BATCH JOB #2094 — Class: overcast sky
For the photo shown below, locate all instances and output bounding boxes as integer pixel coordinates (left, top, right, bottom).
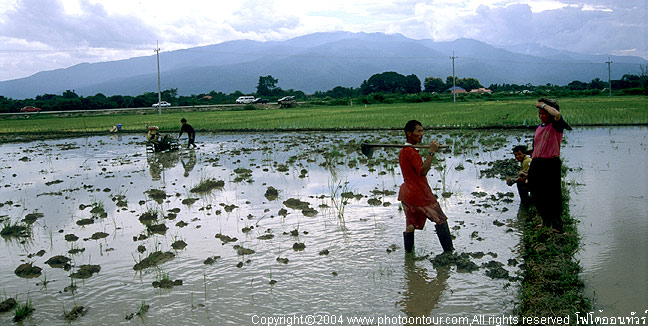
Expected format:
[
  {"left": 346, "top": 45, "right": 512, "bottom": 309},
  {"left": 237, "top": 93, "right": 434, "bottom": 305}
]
[{"left": 1, "top": 0, "right": 646, "bottom": 81}]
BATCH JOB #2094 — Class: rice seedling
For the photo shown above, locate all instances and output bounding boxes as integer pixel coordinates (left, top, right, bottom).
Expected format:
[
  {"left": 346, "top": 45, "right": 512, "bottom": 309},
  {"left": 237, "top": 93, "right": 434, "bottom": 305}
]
[
  {"left": 13, "top": 298, "right": 34, "bottom": 322},
  {"left": 1, "top": 220, "right": 30, "bottom": 238},
  {"left": 136, "top": 300, "right": 150, "bottom": 317}
]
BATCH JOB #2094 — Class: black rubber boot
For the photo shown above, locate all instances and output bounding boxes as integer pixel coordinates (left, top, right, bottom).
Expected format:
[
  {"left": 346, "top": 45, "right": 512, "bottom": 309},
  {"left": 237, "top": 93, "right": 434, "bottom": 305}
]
[
  {"left": 403, "top": 231, "right": 414, "bottom": 253},
  {"left": 435, "top": 223, "right": 454, "bottom": 252}
]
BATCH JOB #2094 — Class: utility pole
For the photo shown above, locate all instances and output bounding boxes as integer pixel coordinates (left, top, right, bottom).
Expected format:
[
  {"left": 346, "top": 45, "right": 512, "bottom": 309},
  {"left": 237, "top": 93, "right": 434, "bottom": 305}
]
[
  {"left": 155, "top": 41, "right": 162, "bottom": 115},
  {"left": 451, "top": 51, "right": 458, "bottom": 103},
  {"left": 605, "top": 57, "right": 613, "bottom": 97}
]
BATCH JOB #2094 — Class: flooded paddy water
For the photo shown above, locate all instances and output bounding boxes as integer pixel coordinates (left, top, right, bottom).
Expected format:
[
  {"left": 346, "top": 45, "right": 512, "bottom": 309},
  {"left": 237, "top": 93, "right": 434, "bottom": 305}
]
[{"left": 0, "top": 127, "right": 645, "bottom": 325}]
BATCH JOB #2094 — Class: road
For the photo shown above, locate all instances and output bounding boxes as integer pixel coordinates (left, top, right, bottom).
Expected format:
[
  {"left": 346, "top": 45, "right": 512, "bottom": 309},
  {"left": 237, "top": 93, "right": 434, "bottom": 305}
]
[{"left": 0, "top": 103, "right": 270, "bottom": 116}]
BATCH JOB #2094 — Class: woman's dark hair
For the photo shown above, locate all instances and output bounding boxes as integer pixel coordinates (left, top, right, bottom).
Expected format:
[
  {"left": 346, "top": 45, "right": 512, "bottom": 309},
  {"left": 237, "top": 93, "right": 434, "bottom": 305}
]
[
  {"left": 180, "top": 118, "right": 187, "bottom": 123},
  {"left": 538, "top": 97, "right": 560, "bottom": 111}
]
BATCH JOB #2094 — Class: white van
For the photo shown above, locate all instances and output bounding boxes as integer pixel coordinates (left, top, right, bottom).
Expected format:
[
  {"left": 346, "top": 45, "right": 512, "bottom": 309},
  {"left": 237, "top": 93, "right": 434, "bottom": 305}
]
[{"left": 236, "top": 96, "right": 256, "bottom": 104}]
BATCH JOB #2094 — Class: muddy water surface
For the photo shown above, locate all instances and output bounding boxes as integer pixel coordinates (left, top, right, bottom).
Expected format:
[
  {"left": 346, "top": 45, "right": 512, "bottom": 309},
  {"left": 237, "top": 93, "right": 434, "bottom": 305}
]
[
  {"left": 0, "top": 128, "right": 643, "bottom": 325},
  {"left": 563, "top": 127, "right": 648, "bottom": 318}
]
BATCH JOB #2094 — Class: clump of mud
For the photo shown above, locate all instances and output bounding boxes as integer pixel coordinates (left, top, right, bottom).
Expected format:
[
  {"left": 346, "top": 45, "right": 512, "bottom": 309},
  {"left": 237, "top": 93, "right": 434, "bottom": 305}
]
[
  {"left": 215, "top": 233, "right": 238, "bottom": 244},
  {"left": 292, "top": 242, "right": 306, "bottom": 251},
  {"left": 76, "top": 218, "right": 94, "bottom": 226},
  {"left": 257, "top": 233, "right": 274, "bottom": 240},
  {"left": 69, "top": 247, "right": 85, "bottom": 255},
  {"left": 90, "top": 232, "right": 109, "bottom": 240},
  {"left": 223, "top": 204, "right": 238, "bottom": 212},
  {"left": 181, "top": 198, "right": 199, "bottom": 206},
  {"left": 233, "top": 168, "right": 253, "bottom": 182},
  {"left": 65, "top": 234, "right": 79, "bottom": 242},
  {"left": 147, "top": 224, "right": 168, "bottom": 234},
  {"left": 23, "top": 212, "right": 44, "bottom": 224},
  {"left": 233, "top": 245, "right": 255, "bottom": 255},
  {"left": 145, "top": 189, "right": 168, "bottom": 204},
  {"left": 204, "top": 256, "right": 221, "bottom": 265},
  {"left": 64, "top": 305, "right": 88, "bottom": 321},
  {"left": 14, "top": 263, "right": 42, "bottom": 278},
  {"left": 45, "top": 255, "right": 71, "bottom": 269},
  {"left": 89, "top": 204, "right": 107, "bottom": 218},
  {"left": 301, "top": 207, "right": 318, "bottom": 217},
  {"left": 111, "top": 194, "right": 128, "bottom": 208},
  {"left": 283, "top": 198, "right": 310, "bottom": 210},
  {"left": 0, "top": 298, "right": 17, "bottom": 312},
  {"left": 367, "top": 198, "right": 382, "bottom": 206},
  {"left": 153, "top": 279, "right": 183, "bottom": 289},
  {"left": 70, "top": 264, "right": 101, "bottom": 279},
  {"left": 171, "top": 240, "right": 187, "bottom": 250},
  {"left": 482, "top": 260, "right": 513, "bottom": 280},
  {"left": 133, "top": 251, "right": 175, "bottom": 271},
  {"left": 480, "top": 159, "right": 519, "bottom": 179},
  {"left": 190, "top": 179, "right": 224, "bottom": 194},
  {"left": 139, "top": 210, "right": 158, "bottom": 224},
  {"left": 430, "top": 252, "right": 479, "bottom": 273},
  {"left": 264, "top": 186, "right": 279, "bottom": 201},
  {"left": 342, "top": 192, "right": 364, "bottom": 200}
]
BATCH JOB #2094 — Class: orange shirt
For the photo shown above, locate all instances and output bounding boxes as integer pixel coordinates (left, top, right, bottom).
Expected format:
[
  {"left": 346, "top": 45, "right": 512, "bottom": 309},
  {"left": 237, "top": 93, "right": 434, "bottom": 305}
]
[{"left": 398, "top": 146, "right": 437, "bottom": 207}]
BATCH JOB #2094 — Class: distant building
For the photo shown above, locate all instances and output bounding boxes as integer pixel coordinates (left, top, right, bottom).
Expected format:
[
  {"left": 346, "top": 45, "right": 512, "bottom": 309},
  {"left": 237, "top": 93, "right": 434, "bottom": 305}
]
[
  {"left": 201, "top": 95, "right": 213, "bottom": 100},
  {"left": 448, "top": 86, "right": 467, "bottom": 94},
  {"left": 469, "top": 88, "right": 493, "bottom": 93}
]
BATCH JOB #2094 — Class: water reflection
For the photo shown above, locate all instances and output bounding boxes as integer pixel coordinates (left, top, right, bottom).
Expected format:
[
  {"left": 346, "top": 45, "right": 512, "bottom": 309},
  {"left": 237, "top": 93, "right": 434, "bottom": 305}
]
[
  {"left": 181, "top": 150, "right": 197, "bottom": 177},
  {"left": 147, "top": 151, "right": 181, "bottom": 181},
  {"left": 398, "top": 256, "right": 449, "bottom": 324}
]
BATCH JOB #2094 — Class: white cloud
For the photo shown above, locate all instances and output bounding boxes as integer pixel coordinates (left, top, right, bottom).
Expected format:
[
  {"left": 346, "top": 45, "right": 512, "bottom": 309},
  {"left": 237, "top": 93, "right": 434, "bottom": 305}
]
[{"left": 0, "top": 0, "right": 646, "bottom": 81}]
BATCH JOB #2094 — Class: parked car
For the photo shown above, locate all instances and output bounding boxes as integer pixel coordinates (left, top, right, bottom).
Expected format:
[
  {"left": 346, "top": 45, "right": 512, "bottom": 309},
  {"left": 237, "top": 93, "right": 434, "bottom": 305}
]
[
  {"left": 20, "top": 106, "right": 41, "bottom": 112},
  {"left": 152, "top": 101, "right": 171, "bottom": 107},
  {"left": 252, "top": 98, "right": 268, "bottom": 104},
  {"left": 236, "top": 96, "right": 256, "bottom": 104}
]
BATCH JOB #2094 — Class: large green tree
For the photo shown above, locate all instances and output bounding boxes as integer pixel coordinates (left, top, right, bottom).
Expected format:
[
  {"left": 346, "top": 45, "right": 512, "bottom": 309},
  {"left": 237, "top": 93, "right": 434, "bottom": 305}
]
[
  {"left": 360, "top": 72, "right": 421, "bottom": 95},
  {"left": 256, "top": 75, "right": 281, "bottom": 96},
  {"left": 424, "top": 77, "right": 446, "bottom": 93}
]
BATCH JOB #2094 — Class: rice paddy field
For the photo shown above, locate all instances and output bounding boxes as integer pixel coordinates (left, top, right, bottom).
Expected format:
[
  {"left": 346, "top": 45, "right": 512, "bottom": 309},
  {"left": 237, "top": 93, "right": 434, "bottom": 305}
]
[
  {"left": 0, "top": 125, "right": 646, "bottom": 325},
  {"left": 0, "top": 96, "right": 646, "bottom": 136},
  {"left": 0, "top": 97, "right": 646, "bottom": 325}
]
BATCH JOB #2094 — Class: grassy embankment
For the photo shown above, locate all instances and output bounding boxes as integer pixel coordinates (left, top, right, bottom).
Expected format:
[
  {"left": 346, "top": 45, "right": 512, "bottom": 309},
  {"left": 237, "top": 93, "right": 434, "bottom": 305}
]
[
  {"left": 0, "top": 97, "right": 646, "bottom": 138},
  {"left": 516, "top": 168, "right": 591, "bottom": 320}
]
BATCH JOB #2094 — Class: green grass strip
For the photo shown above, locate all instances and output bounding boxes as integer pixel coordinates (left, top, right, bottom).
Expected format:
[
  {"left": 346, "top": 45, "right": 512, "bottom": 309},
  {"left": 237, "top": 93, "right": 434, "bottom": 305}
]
[
  {"left": 516, "top": 165, "right": 591, "bottom": 320},
  {"left": 1, "top": 97, "right": 646, "bottom": 137}
]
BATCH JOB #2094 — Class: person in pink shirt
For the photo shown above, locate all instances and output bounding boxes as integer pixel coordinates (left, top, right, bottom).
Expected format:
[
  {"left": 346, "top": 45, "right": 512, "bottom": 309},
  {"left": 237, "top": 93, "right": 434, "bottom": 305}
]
[
  {"left": 399, "top": 120, "right": 453, "bottom": 254},
  {"left": 527, "top": 98, "right": 572, "bottom": 233}
]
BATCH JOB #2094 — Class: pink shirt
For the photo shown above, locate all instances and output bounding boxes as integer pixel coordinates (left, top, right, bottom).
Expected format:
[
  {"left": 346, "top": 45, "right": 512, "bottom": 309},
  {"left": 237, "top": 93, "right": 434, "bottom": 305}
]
[
  {"left": 398, "top": 146, "right": 437, "bottom": 207},
  {"left": 532, "top": 120, "right": 565, "bottom": 159}
]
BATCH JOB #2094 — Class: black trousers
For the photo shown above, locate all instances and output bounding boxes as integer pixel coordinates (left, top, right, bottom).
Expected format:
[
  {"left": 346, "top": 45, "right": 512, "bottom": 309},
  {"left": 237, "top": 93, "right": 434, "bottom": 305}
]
[
  {"left": 516, "top": 180, "right": 531, "bottom": 207},
  {"left": 527, "top": 157, "right": 563, "bottom": 231}
]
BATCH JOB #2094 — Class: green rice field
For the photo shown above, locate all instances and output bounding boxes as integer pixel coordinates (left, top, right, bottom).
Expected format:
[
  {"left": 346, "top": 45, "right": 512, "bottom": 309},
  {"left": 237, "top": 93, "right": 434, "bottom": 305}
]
[{"left": 1, "top": 96, "right": 646, "bottom": 136}]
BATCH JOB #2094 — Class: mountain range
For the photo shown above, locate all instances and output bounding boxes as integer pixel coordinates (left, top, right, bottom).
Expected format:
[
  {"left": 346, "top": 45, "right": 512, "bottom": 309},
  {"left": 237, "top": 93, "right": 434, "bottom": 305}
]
[{"left": 1, "top": 31, "right": 646, "bottom": 99}]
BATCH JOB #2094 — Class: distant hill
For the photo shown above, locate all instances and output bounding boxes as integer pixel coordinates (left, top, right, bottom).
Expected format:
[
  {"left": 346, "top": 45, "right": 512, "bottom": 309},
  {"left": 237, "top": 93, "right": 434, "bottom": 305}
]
[{"left": 1, "top": 31, "right": 646, "bottom": 99}]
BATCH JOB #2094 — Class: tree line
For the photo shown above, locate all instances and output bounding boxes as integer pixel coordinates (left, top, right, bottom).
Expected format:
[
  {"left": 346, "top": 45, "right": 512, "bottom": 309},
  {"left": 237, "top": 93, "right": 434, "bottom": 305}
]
[{"left": 1, "top": 69, "right": 646, "bottom": 113}]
